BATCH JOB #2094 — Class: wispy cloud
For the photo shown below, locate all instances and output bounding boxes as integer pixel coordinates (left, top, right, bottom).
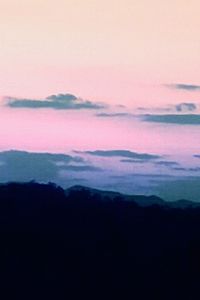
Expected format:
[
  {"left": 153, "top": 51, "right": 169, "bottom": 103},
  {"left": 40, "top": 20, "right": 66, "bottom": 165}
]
[
  {"left": 61, "top": 165, "right": 102, "bottom": 172},
  {"left": 6, "top": 93, "right": 106, "bottom": 110},
  {"left": 141, "top": 114, "right": 200, "bottom": 125},
  {"left": 76, "top": 150, "right": 161, "bottom": 160},
  {"left": 154, "top": 161, "right": 180, "bottom": 167},
  {"left": 172, "top": 167, "right": 200, "bottom": 172},
  {"left": 96, "top": 112, "right": 131, "bottom": 118},
  {"left": 120, "top": 158, "right": 181, "bottom": 168},
  {"left": 136, "top": 106, "right": 171, "bottom": 113},
  {"left": 95, "top": 102, "right": 198, "bottom": 121},
  {"left": 120, "top": 159, "right": 152, "bottom": 164},
  {"left": 166, "top": 83, "right": 200, "bottom": 91},
  {"left": 137, "top": 102, "right": 198, "bottom": 114}
]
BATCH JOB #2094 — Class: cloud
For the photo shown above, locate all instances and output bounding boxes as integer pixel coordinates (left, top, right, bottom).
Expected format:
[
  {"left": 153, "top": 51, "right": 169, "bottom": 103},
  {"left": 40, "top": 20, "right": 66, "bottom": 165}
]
[
  {"left": 175, "top": 103, "right": 197, "bottom": 112},
  {"left": 154, "top": 161, "right": 180, "bottom": 167},
  {"left": 120, "top": 159, "right": 186, "bottom": 170},
  {"left": 141, "top": 114, "right": 200, "bottom": 125},
  {"left": 60, "top": 165, "right": 102, "bottom": 172},
  {"left": 194, "top": 155, "right": 200, "bottom": 159},
  {"left": 96, "top": 102, "right": 198, "bottom": 120},
  {"left": 136, "top": 102, "right": 198, "bottom": 114},
  {"left": 6, "top": 93, "right": 106, "bottom": 110},
  {"left": 96, "top": 112, "right": 131, "bottom": 118},
  {"left": 120, "top": 159, "right": 152, "bottom": 164},
  {"left": 111, "top": 174, "right": 173, "bottom": 180},
  {"left": 0, "top": 150, "right": 101, "bottom": 184},
  {"left": 172, "top": 167, "right": 200, "bottom": 172},
  {"left": 167, "top": 83, "right": 200, "bottom": 91},
  {"left": 136, "top": 106, "right": 171, "bottom": 113},
  {"left": 77, "top": 150, "right": 161, "bottom": 160}
]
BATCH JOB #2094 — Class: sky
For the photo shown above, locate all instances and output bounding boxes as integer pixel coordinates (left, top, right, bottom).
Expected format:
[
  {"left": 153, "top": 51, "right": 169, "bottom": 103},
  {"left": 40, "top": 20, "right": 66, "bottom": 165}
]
[{"left": 0, "top": 0, "right": 200, "bottom": 201}]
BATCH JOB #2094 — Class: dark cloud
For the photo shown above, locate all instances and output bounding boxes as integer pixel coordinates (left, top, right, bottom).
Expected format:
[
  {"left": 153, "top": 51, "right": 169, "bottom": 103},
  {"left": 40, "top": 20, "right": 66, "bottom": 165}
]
[
  {"left": 154, "top": 161, "right": 180, "bottom": 167},
  {"left": 77, "top": 150, "right": 161, "bottom": 160},
  {"left": 0, "top": 150, "right": 100, "bottom": 184},
  {"left": 142, "top": 114, "right": 200, "bottom": 125},
  {"left": 172, "top": 167, "right": 200, "bottom": 172},
  {"left": 96, "top": 103, "right": 198, "bottom": 120},
  {"left": 60, "top": 165, "right": 102, "bottom": 172},
  {"left": 172, "top": 167, "right": 186, "bottom": 171},
  {"left": 96, "top": 112, "right": 131, "bottom": 118},
  {"left": 167, "top": 83, "right": 200, "bottom": 91},
  {"left": 137, "top": 102, "right": 197, "bottom": 114},
  {"left": 111, "top": 173, "right": 173, "bottom": 180},
  {"left": 121, "top": 159, "right": 180, "bottom": 167},
  {"left": 120, "top": 159, "right": 152, "bottom": 164},
  {"left": 175, "top": 103, "right": 197, "bottom": 112},
  {"left": 194, "top": 155, "right": 200, "bottom": 159},
  {"left": 6, "top": 93, "right": 106, "bottom": 110}
]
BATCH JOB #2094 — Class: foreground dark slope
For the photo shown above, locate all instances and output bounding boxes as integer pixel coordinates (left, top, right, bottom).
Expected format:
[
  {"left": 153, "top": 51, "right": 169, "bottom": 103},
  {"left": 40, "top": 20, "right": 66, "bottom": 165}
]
[{"left": 0, "top": 182, "right": 200, "bottom": 299}]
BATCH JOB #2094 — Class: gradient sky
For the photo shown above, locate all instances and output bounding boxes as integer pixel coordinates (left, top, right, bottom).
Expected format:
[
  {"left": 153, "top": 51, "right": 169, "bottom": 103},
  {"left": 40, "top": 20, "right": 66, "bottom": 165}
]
[
  {"left": 1, "top": 0, "right": 200, "bottom": 201},
  {"left": 1, "top": 0, "right": 200, "bottom": 100}
]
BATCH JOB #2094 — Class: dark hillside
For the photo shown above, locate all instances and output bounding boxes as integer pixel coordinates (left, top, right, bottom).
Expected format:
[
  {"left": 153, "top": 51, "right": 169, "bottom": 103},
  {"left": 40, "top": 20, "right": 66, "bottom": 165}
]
[{"left": 0, "top": 182, "right": 200, "bottom": 299}]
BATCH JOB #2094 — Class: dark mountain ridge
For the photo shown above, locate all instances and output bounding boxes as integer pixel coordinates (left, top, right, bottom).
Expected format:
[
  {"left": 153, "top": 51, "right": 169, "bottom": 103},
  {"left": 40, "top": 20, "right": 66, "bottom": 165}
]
[
  {"left": 0, "top": 182, "right": 200, "bottom": 299},
  {"left": 67, "top": 184, "right": 200, "bottom": 208}
]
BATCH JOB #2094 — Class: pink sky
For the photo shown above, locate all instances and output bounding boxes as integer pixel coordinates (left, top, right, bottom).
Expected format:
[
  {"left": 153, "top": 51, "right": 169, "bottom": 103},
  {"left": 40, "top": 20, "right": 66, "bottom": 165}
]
[
  {"left": 0, "top": 0, "right": 200, "bottom": 200},
  {"left": 0, "top": 0, "right": 200, "bottom": 151},
  {"left": 0, "top": 0, "right": 200, "bottom": 103}
]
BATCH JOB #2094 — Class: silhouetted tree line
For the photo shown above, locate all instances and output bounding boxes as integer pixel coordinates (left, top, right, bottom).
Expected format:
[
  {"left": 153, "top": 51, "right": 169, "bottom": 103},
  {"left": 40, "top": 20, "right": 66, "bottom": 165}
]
[{"left": 0, "top": 182, "right": 200, "bottom": 299}]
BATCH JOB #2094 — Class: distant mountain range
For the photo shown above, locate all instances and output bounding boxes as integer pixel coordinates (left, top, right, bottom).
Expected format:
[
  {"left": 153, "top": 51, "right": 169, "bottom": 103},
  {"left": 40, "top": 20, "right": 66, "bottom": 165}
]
[
  {"left": 67, "top": 184, "right": 200, "bottom": 208},
  {"left": 0, "top": 181, "right": 199, "bottom": 208}
]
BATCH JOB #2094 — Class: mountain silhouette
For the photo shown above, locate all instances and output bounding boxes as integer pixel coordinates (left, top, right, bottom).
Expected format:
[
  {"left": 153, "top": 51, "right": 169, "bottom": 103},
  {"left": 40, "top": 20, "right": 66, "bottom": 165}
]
[
  {"left": 0, "top": 182, "right": 199, "bottom": 299},
  {"left": 67, "top": 184, "right": 200, "bottom": 208}
]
